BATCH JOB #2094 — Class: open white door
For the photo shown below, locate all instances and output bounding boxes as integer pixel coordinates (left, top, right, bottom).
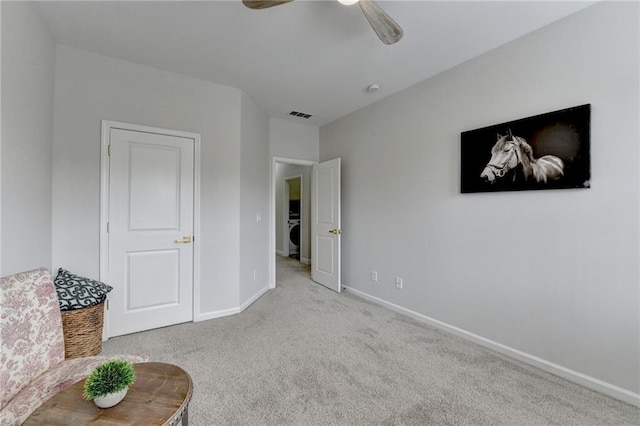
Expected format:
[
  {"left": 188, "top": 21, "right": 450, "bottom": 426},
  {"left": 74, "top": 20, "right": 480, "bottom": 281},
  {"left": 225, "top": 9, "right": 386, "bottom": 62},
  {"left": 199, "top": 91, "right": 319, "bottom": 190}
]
[
  {"left": 106, "top": 126, "right": 195, "bottom": 337},
  {"left": 311, "top": 158, "right": 341, "bottom": 292}
]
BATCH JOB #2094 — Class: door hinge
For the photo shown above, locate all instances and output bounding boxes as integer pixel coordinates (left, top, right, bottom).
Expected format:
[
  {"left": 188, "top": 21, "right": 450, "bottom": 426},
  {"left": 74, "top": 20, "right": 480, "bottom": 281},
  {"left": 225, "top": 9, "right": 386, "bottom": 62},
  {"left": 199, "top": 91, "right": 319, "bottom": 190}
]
[
  {"left": 107, "top": 144, "right": 111, "bottom": 156},
  {"left": 107, "top": 222, "right": 109, "bottom": 233},
  {"left": 106, "top": 299, "right": 110, "bottom": 310}
]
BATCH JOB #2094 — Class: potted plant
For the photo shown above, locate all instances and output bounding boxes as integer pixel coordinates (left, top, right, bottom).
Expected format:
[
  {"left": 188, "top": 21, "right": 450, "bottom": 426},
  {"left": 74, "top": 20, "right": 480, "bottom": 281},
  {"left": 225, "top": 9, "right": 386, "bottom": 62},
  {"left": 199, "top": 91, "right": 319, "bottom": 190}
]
[{"left": 83, "top": 359, "right": 136, "bottom": 408}]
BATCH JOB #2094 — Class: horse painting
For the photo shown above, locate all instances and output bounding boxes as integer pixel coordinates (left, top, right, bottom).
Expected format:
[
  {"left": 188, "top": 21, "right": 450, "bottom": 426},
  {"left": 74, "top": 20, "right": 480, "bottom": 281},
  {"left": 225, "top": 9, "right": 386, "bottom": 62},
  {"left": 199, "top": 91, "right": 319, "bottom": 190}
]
[{"left": 480, "top": 131, "right": 564, "bottom": 185}]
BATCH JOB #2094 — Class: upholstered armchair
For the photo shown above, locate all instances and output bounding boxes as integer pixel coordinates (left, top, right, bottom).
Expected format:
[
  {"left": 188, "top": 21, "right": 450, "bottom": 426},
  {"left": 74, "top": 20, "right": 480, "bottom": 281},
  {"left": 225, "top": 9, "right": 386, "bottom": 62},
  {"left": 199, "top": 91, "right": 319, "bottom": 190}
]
[{"left": 0, "top": 268, "right": 148, "bottom": 425}]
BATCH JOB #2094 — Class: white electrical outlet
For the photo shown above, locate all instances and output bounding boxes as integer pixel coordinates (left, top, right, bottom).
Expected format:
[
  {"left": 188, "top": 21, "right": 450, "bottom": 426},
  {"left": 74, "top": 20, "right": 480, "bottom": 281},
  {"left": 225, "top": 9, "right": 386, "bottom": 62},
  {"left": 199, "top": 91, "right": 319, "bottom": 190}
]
[
  {"left": 395, "top": 277, "right": 403, "bottom": 289},
  {"left": 371, "top": 271, "right": 378, "bottom": 282}
]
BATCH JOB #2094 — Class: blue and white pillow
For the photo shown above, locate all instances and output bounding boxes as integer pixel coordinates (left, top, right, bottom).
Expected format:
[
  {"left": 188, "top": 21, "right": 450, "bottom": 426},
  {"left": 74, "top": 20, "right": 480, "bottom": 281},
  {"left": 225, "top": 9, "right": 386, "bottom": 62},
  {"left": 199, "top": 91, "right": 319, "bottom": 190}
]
[{"left": 54, "top": 269, "right": 113, "bottom": 311}]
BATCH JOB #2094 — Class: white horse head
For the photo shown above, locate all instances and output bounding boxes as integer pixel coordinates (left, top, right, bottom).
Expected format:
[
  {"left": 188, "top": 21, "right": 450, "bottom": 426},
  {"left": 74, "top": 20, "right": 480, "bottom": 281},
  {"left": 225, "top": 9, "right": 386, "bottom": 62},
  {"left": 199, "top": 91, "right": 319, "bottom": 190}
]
[
  {"left": 480, "top": 133, "right": 521, "bottom": 183},
  {"left": 480, "top": 132, "right": 565, "bottom": 184}
]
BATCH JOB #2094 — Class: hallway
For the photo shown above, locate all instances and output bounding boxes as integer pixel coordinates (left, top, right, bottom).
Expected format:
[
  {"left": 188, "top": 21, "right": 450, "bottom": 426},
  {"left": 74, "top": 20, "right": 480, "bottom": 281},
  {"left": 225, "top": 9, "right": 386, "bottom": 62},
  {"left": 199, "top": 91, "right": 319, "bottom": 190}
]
[{"left": 275, "top": 254, "right": 311, "bottom": 285}]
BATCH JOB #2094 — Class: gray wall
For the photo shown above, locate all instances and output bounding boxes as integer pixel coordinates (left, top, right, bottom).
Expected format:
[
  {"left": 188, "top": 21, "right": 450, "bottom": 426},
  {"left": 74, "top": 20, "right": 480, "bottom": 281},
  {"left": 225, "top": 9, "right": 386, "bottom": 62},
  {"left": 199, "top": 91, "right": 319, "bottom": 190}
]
[
  {"left": 320, "top": 2, "right": 639, "bottom": 396},
  {"left": 240, "top": 92, "right": 270, "bottom": 305},
  {"left": 51, "top": 46, "right": 245, "bottom": 318},
  {"left": 1, "top": 2, "right": 55, "bottom": 275},
  {"left": 269, "top": 118, "right": 319, "bottom": 161}
]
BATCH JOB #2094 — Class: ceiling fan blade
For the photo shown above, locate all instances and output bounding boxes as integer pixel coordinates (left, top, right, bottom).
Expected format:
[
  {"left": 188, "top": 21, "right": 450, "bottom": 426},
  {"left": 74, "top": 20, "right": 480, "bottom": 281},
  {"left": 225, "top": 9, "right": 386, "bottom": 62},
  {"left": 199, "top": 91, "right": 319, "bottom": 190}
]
[
  {"left": 242, "top": 0, "right": 294, "bottom": 10},
  {"left": 358, "top": 0, "right": 403, "bottom": 45}
]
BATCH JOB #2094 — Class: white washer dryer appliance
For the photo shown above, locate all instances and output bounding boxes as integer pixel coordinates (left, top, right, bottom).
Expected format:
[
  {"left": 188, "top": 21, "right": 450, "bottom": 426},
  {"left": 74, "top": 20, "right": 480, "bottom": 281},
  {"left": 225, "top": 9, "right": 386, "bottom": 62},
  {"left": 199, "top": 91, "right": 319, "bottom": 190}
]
[{"left": 288, "top": 218, "right": 300, "bottom": 257}]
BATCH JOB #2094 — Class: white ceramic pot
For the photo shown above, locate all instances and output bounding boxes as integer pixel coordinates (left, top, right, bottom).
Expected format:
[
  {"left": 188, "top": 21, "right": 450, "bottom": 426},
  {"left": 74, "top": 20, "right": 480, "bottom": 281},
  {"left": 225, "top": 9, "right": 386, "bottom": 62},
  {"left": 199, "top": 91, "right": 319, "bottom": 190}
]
[{"left": 93, "top": 387, "right": 128, "bottom": 408}]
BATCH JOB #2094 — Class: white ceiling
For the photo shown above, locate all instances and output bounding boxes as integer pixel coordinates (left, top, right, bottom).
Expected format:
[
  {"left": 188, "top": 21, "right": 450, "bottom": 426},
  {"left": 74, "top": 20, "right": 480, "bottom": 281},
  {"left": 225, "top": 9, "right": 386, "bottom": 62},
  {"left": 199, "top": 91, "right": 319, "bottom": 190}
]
[{"left": 35, "top": 0, "right": 594, "bottom": 126}]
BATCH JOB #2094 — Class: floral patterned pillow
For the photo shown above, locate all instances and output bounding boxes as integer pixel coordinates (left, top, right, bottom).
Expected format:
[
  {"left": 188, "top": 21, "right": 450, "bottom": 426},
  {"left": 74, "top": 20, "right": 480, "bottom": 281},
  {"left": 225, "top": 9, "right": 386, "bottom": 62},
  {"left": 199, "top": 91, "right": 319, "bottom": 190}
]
[{"left": 54, "top": 269, "right": 113, "bottom": 311}]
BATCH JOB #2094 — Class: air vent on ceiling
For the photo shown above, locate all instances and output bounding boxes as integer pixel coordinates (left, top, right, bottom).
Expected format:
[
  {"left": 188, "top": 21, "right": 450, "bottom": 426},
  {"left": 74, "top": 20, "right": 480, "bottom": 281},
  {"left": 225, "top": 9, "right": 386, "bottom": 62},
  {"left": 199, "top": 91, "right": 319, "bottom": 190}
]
[{"left": 289, "top": 111, "right": 313, "bottom": 119}]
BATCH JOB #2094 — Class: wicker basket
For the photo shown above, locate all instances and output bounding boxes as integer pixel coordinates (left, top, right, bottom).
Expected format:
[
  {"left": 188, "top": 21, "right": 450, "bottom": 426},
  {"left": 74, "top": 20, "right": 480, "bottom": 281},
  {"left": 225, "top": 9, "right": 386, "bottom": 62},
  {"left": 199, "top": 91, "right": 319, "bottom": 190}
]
[{"left": 61, "top": 301, "right": 105, "bottom": 359}]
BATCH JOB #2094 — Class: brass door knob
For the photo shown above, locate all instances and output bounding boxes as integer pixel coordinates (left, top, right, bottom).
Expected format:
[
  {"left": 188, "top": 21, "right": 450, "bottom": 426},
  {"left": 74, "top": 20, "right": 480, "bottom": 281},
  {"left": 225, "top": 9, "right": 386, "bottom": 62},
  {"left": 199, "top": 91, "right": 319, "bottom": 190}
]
[
  {"left": 329, "top": 229, "right": 342, "bottom": 235},
  {"left": 175, "top": 236, "right": 192, "bottom": 243}
]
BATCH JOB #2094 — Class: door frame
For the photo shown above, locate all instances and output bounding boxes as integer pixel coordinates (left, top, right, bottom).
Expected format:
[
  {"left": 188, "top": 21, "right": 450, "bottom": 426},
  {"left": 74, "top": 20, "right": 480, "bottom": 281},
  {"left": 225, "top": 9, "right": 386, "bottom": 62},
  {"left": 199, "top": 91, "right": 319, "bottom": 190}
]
[
  {"left": 270, "top": 157, "right": 315, "bottom": 288},
  {"left": 99, "top": 120, "right": 201, "bottom": 339}
]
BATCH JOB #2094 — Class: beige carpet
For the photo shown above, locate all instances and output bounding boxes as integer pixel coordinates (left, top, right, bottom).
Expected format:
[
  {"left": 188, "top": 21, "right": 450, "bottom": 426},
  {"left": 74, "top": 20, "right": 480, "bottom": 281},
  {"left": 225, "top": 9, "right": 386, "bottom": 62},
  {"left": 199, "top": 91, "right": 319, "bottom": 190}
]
[{"left": 102, "top": 256, "right": 639, "bottom": 425}]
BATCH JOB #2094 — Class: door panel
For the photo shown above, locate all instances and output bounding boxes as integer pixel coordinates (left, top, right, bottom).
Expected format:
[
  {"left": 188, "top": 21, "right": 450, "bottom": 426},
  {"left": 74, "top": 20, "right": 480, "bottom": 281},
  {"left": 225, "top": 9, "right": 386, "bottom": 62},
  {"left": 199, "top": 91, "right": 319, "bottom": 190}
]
[
  {"left": 128, "top": 144, "right": 181, "bottom": 230},
  {"left": 126, "top": 249, "right": 180, "bottom": 310},
  {"left": 315, "top": 235, "right": 334, "bottom": 274},
  {"left": 316, "top": 168, "right": 335, "bottom": 223},
  {"left": 311, "top": 158, "right": 341, "bottom": 292},
  {"left": 108, "top": 128, "right": 194, "bottom": 337}
]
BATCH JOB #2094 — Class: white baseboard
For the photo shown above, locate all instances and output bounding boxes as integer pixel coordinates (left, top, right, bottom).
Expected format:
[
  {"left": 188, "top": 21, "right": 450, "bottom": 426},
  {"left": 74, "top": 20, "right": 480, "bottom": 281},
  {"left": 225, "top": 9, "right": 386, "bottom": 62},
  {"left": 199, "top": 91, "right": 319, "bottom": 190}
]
[
  {"left": 240, "top": 285, "right": 270, "bottom": 311},
  {"left": 195, "top": 285, "right": 271, "bottom": 322},
  {"left": 344, "top": 286, "right": 640, "bottom": 408},
  {"left": 195, "top": 307, "right": 240, "bottom": 322},
  {"left": 276, "top": 250, "right": 285, "bottom": 257}
]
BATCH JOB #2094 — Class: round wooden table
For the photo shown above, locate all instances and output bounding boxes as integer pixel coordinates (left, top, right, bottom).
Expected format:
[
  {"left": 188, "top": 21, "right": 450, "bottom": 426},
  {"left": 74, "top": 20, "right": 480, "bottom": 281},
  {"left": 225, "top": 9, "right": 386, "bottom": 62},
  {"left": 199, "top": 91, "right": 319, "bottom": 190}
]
[{"left": 24, "top": 362, "right": 193, "bottom": 426}]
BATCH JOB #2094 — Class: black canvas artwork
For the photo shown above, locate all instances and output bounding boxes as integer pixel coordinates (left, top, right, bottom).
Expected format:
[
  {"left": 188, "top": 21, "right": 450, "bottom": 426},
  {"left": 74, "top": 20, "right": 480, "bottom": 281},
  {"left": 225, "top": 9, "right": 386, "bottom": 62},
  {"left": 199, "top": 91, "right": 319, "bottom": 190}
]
[{"left": 461, "top": 104, "right": 591, "bottom": 193}]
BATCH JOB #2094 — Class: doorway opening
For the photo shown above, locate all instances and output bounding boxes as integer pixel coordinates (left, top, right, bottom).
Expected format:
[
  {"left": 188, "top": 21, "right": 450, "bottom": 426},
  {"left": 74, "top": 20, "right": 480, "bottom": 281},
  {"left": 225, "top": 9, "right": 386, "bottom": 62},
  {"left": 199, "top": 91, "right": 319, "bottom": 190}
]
[{"left": 270, "top": 157, "right": 314, "bottom": 288}]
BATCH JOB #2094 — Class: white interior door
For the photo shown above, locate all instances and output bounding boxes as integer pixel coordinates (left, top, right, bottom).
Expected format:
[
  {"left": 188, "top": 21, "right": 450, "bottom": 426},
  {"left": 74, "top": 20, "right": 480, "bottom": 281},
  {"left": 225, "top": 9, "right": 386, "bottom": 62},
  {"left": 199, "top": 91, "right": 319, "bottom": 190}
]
[
  {"left": 311, "top": 158, "right": 341, "bottom": 292},
  {"left": 107, "top": 128, "right": 194, "bottom": 337}
]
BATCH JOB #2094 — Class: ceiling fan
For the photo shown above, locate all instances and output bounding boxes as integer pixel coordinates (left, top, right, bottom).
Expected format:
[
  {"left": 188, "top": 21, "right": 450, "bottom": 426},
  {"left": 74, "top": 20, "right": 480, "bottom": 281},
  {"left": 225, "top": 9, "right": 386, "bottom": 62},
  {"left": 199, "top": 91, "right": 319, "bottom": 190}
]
[{"left": 242, "top": 0, "right": 403, "bottom": 45}]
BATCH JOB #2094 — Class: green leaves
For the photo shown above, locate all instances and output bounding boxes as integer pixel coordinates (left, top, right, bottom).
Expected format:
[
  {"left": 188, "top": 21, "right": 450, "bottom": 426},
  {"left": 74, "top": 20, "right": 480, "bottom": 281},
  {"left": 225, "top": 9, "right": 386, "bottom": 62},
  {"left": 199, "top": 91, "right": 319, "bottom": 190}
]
[{"left": 83, "top": 360, "right": 136, "bottom": 400}]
